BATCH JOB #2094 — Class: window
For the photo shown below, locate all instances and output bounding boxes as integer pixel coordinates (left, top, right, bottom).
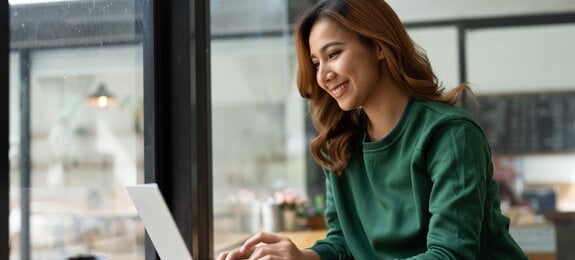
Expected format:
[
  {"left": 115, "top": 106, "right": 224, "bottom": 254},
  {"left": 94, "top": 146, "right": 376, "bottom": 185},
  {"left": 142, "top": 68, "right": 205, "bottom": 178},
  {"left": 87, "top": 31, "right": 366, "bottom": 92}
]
[
  {"left": 210, "top": 0, "right": 310, "bottom": 255},
  {"left": 8, "top": 1, "right": 144, "bottom": 258},
  {"left": 467, "top": 23, "right": 575, "bottom": 211},
  {"left": 407, "top": 26, "right": 460, "bottom": 89}
]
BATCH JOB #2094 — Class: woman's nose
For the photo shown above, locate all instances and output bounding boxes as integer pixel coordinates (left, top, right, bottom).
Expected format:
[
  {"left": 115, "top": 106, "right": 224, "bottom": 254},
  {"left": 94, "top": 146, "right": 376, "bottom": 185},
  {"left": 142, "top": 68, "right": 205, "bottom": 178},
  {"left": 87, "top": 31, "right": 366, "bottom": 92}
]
[
  {"left": 325, "top": 71, "right": 336, "bottom": 82},
  {"left": 318, "top": 65, "right": 336, "bottom": 85}
]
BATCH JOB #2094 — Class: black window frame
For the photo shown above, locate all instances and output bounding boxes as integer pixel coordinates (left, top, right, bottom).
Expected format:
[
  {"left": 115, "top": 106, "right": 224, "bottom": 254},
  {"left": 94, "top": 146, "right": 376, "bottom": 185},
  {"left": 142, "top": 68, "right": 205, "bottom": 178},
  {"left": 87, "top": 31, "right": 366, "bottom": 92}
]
[{"left": 142, "top": 0, "right": 213, "bottom": 259}]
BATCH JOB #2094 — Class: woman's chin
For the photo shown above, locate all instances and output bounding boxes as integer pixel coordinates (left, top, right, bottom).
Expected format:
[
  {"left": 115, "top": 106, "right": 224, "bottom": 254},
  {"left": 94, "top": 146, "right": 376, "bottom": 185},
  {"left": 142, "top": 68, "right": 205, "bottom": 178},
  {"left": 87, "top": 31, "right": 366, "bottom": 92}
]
[{"left": 336, "top": 102, "right": 356, "bottom": 112}]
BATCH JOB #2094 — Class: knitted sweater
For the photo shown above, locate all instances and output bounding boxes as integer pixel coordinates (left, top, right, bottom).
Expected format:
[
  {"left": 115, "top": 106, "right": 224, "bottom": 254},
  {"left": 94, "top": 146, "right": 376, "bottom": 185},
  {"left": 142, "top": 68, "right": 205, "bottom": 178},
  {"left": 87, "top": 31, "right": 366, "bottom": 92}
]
[{"left": 310, "top": 100, "right": 527, "bottom": 259}]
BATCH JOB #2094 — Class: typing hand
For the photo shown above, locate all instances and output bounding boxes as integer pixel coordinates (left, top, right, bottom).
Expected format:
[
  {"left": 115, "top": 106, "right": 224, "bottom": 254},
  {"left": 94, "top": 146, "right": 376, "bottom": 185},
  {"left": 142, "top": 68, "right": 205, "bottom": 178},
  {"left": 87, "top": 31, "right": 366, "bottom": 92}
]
[{"left": 217, "top": 232, "right": 318, "bottom": 260}]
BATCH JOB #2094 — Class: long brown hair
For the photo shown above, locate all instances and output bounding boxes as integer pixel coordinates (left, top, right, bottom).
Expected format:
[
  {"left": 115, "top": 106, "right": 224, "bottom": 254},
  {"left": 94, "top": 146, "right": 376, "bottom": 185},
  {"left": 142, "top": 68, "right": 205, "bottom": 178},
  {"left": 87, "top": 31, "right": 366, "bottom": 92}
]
[{"left": 295, "top": 0, "right": 471, "bottom": 175}]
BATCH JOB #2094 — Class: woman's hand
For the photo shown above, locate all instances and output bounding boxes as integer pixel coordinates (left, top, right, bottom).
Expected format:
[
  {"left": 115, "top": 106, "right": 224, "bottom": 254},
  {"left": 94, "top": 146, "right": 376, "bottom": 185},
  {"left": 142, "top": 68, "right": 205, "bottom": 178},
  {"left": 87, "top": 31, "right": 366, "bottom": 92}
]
[{"left": 217, "top": 232, "right": 320, "bottom": 260}]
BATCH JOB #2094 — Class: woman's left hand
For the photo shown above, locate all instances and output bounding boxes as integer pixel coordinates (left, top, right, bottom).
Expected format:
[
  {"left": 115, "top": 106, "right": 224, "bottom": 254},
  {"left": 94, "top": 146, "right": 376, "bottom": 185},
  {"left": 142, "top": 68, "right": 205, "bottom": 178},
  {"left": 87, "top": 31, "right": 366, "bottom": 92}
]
[{"left": 217, "top": 232, "right": 305, "bottom": 260}]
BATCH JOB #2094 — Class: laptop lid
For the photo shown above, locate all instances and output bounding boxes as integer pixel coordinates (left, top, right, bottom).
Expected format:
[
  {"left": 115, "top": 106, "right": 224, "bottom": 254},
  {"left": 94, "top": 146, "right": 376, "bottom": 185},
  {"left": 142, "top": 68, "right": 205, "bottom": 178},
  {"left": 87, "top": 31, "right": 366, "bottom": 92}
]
[{"left": 126, "top": 183, "right": 193, "bottom": 260}]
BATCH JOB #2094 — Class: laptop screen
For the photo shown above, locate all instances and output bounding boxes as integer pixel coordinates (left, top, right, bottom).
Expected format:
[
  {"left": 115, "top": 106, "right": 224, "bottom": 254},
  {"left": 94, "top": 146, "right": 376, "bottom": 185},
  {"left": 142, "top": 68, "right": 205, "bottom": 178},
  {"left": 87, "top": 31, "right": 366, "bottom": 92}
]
[{"left": 126, "top": 183, "right": 193, "bottom": 260}]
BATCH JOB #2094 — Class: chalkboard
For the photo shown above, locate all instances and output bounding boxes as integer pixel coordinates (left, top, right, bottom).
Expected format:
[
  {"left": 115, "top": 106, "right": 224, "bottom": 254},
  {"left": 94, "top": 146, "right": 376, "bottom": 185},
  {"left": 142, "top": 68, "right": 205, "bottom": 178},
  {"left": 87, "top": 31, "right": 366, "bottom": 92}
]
[{"left": 467, "top": 92, "right": 575, "bottom": 154}]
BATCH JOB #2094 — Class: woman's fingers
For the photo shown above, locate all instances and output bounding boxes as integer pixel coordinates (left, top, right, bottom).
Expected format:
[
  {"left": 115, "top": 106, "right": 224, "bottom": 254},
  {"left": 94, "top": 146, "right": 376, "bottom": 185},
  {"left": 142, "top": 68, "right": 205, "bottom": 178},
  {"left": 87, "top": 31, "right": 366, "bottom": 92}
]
[
  {"left": 216, "top": 251, "right": 229, "bottom": 260},
  {"left": 248, "top": 239, "right": 301, "bottom": 260},
  {"left": 248, "top": 244, "right": 284, "bottom": 260},
  {"left": 240, "top": 232, "right": 284, "bottom": 254},
  {"left": 218, "top": 232, "right": 301, "bottom": 260},
  {"left": 217, "top": 247, "right": 252, "bottom": 260}
]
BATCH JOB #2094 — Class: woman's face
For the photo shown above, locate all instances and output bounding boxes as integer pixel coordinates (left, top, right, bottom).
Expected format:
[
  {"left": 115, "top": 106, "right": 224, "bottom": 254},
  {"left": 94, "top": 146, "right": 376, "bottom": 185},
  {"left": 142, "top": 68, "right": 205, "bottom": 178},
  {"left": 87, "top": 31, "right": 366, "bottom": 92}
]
[{"left": 309, "top": 18, "right": 386, "bottom": 111}]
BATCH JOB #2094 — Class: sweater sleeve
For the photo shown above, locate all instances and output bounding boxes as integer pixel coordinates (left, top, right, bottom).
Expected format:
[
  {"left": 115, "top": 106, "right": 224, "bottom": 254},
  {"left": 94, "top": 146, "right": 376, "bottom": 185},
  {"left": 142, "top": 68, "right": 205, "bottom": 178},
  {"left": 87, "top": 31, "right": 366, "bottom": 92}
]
[
  {"left": 309, "top": 171, "right": 353, "bottom": 260},
  {"left": 407, "top": 119, "right": 490, "bottom": 260}
]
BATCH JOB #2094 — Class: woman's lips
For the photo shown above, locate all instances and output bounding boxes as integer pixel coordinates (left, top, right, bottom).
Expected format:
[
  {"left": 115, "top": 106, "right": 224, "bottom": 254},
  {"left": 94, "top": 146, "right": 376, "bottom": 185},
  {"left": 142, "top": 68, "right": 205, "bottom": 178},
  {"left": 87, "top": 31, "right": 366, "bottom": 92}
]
[{"left": 330, "top": 81, "right": 348, "bottom": 98}]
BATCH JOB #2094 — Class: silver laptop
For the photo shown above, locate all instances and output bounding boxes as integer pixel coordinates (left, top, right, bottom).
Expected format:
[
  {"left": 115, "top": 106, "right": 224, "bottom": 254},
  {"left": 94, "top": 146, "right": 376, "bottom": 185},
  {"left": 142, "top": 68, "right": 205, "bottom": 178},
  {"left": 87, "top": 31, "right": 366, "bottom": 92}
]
[{"left": 126, "top": 183, "right": 193, "bottom": 260}]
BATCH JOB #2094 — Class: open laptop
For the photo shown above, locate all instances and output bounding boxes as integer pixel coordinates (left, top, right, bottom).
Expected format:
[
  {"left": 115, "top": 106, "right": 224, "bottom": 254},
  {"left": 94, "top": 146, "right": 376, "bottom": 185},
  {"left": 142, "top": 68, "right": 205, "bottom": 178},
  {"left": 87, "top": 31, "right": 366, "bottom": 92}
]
[{"left": 126, "top": 183, "right": 193, "bottom": 260}]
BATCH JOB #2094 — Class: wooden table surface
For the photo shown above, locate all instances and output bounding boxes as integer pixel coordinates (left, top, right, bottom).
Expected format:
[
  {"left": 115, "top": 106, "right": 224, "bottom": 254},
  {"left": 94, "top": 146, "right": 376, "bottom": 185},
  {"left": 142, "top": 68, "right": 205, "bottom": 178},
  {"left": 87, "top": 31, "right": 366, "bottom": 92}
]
[{"left": 276, "top": 229, "right": 327, "bottom": 249}]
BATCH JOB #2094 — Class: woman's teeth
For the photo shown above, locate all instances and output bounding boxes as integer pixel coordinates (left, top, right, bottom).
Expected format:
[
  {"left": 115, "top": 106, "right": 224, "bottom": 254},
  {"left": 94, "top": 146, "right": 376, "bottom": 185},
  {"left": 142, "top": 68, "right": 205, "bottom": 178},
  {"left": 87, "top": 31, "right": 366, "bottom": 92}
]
[{"left": 332, "top": 83, "right": 346, "bottom": 95}]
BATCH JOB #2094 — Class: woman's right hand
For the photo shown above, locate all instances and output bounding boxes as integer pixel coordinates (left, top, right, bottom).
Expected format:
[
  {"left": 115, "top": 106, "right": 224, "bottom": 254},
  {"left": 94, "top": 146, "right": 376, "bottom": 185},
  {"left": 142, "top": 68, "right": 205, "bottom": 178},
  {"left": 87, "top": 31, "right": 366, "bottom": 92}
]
[{"left": 216, "top": 232, "right": 320, "bottom": 260}]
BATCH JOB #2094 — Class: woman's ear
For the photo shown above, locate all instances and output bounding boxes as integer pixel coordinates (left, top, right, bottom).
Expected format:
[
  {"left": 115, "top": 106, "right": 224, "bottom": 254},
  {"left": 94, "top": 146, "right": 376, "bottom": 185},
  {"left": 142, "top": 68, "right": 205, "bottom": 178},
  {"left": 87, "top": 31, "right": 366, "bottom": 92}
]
[{"left": 375, "top": 42, "right": 386, "bottom": 60}]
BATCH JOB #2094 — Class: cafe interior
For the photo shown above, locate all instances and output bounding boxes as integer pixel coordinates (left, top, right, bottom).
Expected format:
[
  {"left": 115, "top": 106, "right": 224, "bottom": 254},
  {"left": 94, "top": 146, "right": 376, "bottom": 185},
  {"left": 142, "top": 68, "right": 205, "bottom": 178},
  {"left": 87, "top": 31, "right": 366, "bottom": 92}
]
[{"left": 2, "top": 0, "right": 575, "bottom": 259}]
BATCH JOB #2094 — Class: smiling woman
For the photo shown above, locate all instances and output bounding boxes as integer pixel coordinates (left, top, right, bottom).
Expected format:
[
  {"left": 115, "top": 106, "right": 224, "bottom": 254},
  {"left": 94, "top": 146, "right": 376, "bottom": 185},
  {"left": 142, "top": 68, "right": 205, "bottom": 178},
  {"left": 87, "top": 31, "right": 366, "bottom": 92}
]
[{"left": 219, "top": 0, "right": 528, "bottom": 259}]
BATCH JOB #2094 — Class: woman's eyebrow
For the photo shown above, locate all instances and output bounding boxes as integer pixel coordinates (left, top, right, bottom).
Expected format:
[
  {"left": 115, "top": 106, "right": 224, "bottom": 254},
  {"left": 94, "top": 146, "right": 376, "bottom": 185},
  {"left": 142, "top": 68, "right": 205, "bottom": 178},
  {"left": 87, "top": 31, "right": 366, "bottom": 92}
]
[{"left": 310, "top": 41, "right": 344, "bottom": 58}]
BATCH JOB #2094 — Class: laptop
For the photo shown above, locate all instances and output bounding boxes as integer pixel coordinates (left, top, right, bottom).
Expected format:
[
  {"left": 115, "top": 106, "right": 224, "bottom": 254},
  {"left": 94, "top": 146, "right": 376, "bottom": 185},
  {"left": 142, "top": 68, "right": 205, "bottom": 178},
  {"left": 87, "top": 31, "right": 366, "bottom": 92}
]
[{"left": 126, "top": 183, "right": 193, "bottom": 260}]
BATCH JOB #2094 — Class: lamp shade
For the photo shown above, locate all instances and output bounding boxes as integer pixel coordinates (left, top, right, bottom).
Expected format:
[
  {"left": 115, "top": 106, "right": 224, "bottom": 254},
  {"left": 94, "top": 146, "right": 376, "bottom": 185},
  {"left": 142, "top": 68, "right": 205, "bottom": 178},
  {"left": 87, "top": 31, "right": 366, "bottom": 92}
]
[{"left": 87, "top": 84, "right": 116, "bottom": 108}]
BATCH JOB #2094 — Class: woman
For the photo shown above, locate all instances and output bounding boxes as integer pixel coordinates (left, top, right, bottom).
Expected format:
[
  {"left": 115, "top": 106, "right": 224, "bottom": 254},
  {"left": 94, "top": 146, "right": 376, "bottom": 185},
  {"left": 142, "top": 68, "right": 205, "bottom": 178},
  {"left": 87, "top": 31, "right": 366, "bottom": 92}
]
[{"left": 219, "top": 0, "right": 527, "bottom": 259}]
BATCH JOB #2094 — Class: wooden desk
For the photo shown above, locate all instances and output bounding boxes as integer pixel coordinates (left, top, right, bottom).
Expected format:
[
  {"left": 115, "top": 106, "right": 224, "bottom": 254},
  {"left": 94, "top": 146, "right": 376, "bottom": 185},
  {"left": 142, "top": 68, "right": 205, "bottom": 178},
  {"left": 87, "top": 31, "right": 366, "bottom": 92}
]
[
  {"left": 526, "top": 252, "right": 556, "bottom": 260},
  {"left": 276, "top": 230, "right": 327, "bottom": 249}
]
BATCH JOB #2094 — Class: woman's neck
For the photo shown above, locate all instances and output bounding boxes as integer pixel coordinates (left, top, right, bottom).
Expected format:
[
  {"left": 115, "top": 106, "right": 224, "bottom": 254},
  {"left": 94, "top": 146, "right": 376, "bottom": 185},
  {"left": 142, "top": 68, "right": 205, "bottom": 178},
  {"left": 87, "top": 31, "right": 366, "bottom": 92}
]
[{"left": 363, "top": 85, "right": 409, "bottom": 141}]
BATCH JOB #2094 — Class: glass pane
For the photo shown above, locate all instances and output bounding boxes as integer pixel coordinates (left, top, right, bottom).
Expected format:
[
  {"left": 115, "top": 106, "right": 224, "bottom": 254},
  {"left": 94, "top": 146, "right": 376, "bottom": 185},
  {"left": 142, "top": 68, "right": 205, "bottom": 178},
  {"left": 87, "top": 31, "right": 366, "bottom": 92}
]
[
  {"left": 9, "top": 1, "right": 145, "bottom": 259},
  {"left": 468, "top": 23, "right": 575, "bottom": 94},
  {"left": 211, "top": 0, "right": 311, "bottom": 255},
  {"left": 407, "top": 26, "right": 459, "bottom": 89},
  {"left": 466, "top": 23, "right": 575, "bottom": 256}
]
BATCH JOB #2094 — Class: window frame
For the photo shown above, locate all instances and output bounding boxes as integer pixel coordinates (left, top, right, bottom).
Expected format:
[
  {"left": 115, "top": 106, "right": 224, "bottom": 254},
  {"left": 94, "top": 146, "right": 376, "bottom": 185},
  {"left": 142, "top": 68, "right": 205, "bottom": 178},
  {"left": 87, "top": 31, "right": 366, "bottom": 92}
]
[
  {"left": 141, "top": 0, "right": 213, "bottom": 259},
  {"left": 404, "top": 12, "right": 575, "bottom": 87}
]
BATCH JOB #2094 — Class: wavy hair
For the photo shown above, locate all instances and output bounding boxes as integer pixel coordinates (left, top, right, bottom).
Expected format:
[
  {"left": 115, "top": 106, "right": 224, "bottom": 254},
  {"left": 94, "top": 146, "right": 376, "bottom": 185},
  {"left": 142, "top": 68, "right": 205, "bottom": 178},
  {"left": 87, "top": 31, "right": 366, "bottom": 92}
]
[{"left": 295, "top": 0, "right": 472, "bottom": 175}]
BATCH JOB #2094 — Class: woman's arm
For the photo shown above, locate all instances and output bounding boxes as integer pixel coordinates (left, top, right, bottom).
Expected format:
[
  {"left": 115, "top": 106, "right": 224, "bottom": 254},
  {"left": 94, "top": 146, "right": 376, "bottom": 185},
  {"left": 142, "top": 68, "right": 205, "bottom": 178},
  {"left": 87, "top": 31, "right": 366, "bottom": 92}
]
[
  {"left": 307, "top": 171, "right": 353, "bottom": 259},
  {"left": 408, "top": 119, "right": 489, "bottom": 259}
]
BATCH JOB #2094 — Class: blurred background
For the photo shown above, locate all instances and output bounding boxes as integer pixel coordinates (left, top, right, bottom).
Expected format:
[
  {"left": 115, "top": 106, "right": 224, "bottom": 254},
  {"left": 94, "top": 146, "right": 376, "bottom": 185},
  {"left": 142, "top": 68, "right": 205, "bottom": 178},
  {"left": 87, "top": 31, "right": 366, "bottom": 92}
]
[{"left": 6, "top": 0, "right": 575, "bottom": 259}]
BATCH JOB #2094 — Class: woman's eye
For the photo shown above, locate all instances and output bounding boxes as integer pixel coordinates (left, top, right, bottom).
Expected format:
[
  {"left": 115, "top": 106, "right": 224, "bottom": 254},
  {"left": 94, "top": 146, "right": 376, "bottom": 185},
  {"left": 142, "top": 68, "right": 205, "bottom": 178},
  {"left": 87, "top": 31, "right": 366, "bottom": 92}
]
[
  {"left": 328, "top": 50, "right": 341, "bottom": 59},
  {"left": 312, "top": 62, "right": 319, "bottom": 69}
]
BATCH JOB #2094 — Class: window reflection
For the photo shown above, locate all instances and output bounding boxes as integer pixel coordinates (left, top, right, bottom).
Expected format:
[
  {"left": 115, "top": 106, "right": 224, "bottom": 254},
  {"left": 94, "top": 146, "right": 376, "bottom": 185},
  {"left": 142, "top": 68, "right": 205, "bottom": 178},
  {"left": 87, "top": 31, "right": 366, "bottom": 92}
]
[
  {"left": 9, "top": 1, "right": 144, "bottom": 259},
  {"left": 210, "top": 0, "right": 309, "bottom": 254}
]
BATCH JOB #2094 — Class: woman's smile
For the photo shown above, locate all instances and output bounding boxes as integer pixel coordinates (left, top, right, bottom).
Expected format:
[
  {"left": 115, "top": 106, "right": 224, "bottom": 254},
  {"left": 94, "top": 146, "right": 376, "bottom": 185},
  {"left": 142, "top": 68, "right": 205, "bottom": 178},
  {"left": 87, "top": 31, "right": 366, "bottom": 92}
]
[{"left": 329, "top": 81, "right": 349, "bottom": 99}]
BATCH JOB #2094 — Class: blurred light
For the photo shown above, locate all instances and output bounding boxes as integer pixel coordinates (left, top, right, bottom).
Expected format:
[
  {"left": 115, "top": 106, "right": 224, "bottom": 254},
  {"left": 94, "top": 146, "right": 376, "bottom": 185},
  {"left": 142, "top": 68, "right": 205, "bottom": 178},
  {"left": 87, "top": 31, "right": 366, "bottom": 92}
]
[{"left": 87, "top": 84, "right": 116, "bottom": 108}]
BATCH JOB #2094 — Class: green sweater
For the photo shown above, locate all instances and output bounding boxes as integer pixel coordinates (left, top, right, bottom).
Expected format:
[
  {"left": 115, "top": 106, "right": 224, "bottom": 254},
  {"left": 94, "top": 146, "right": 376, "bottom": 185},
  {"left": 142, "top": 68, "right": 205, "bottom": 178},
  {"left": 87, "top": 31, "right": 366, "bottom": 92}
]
[{"left": 310, "top": 100, "right": 527, "bottom": 259}]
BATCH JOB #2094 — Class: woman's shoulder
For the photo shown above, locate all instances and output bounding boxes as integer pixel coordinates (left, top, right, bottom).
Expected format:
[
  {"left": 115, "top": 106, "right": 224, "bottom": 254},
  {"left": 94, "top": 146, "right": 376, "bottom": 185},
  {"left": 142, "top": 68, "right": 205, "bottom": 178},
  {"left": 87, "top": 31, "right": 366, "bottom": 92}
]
[
  {"left": 408, "top": 100, "right": 485, "bottom": 135},
  {"left": 410, "top": 100, "right": 477, "bottom": 124}
]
